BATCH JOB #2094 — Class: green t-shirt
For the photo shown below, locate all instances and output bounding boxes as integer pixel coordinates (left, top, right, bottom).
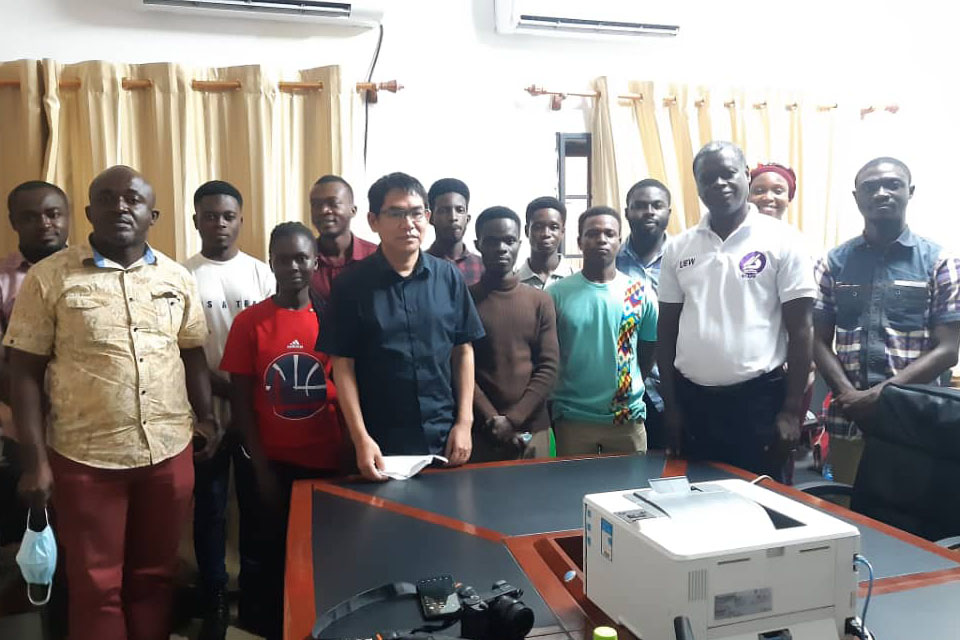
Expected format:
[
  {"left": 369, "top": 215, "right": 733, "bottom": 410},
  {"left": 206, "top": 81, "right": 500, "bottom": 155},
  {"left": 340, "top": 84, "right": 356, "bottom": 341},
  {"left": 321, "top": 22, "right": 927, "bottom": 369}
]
[{"left": 549, "top": 271, "right": 658, "bottom": 424}]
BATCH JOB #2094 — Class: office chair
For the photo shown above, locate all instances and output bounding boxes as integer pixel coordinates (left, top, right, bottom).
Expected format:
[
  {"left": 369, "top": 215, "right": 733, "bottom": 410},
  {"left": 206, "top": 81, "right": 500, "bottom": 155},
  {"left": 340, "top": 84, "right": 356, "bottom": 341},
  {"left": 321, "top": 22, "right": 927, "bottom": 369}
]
[{"left": 797, "top": 383, "right": 960, "bottom": 546}]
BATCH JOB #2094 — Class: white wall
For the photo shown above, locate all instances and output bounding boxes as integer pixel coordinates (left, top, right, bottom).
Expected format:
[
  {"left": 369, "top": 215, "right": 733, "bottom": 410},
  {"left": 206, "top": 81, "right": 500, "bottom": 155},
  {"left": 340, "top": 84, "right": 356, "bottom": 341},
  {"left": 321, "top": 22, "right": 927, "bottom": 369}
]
[{"left": 1, "top": 0, "right": 957, "bottom": 249}]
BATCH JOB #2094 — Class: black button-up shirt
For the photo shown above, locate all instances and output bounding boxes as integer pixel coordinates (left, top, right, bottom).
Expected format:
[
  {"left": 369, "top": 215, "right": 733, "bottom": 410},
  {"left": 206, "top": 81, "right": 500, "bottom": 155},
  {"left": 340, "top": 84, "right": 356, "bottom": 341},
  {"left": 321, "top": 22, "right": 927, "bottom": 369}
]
[{"left": 318, "top": 249, "right": 485, "bottom": 455}]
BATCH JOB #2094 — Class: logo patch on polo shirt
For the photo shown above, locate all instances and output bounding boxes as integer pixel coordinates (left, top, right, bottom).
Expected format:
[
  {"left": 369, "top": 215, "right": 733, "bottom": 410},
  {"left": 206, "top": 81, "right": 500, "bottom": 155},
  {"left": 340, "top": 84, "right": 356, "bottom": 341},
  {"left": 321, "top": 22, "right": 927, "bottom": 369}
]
[
  {"left": 678, "top": 257, "right": 696, "bottom": 269},
  {"left": 739, "top": 251, "right": 767, "bottom": 279}
]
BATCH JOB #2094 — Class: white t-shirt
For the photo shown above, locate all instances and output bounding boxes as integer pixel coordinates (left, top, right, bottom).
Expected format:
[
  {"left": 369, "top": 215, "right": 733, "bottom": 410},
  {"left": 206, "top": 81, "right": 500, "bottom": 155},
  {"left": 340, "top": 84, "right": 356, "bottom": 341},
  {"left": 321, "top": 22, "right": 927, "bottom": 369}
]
[
  {"left": 183, "top": 251, "right": 276, "bottom": 376},
  {"left": 658, "top": 206, "right": 816, "bottom": 386}
]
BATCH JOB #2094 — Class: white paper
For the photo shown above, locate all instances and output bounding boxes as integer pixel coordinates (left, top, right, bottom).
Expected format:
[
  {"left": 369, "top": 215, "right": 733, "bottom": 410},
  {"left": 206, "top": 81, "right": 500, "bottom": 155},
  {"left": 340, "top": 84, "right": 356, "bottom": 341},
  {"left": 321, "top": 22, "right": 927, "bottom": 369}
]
[{"left": 379, "top": 455, "right": 448, "bottom": 480}]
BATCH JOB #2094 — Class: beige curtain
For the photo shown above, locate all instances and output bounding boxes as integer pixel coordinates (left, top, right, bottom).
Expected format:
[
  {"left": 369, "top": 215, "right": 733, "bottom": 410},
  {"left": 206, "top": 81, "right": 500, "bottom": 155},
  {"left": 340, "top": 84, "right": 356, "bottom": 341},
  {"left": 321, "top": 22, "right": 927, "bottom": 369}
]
[
  {"left": 590, "top": 76, "right": 621, "bottom": 214},
  {"left": 592, "top": 78, "right": 900, "bottom": 254},
  {"left": 36, "top": 59, "right": 347, "bottom": 262},
  {"left": 0, "top": 60, "right": 46, "bottom": 256}
]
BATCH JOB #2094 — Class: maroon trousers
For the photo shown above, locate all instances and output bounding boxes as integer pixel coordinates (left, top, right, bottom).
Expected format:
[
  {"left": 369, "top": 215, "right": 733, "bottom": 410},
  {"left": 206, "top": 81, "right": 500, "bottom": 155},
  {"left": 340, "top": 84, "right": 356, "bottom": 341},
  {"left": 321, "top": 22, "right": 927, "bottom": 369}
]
[{"left": 50, "top": 447, "right": 194, "bottom": 640}]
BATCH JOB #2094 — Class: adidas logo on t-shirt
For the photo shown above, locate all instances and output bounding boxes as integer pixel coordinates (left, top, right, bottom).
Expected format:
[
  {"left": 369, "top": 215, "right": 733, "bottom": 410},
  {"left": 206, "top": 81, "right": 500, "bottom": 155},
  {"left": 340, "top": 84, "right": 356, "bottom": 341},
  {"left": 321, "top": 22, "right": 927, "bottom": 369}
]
[{"left": 286, "top": 339, "right": 303, "bottom": 349}]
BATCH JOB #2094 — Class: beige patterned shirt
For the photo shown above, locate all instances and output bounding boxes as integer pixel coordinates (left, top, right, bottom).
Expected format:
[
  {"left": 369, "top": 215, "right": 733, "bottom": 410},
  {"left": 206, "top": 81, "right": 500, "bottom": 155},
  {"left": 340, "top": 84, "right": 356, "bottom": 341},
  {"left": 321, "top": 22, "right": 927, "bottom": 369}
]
[{"left": 2, "top": 244, "right": 208, "bottom": 469}]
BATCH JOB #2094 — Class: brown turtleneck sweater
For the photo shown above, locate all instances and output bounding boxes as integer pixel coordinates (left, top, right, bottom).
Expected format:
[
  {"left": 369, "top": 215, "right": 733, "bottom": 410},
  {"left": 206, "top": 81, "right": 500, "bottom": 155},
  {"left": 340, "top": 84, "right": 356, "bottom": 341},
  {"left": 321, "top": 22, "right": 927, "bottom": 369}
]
[{"left": 468, "top": 276, "right": 559, "bottom": 433}]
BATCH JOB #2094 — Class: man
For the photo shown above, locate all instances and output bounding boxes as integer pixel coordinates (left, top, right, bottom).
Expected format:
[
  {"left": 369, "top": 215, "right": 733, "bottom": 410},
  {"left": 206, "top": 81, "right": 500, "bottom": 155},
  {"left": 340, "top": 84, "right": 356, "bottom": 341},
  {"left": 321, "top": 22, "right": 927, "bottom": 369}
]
[
  {"left": 549, "top": 206, "right": 657, "bottom": 455},
  {"left": 516, "top": 196, "right": 574, "bottom": 289},
  {"left": 658, "top": 141, "right": 815, "bottom": 482},
  {"left": 469, "top": 206, "right": 559, "bottom": 461},
  {"left": 813, "top": 157, "right": 960, "bottom": 484},
  {"left": 184, "top": 180, "right": 275, "bottom": 639},
  {"left": 616, "top": 179, "right": 672, "bottom": 448},
  {"left": 1, "top": 181, "right": 70, "bottom": 547},
  {"left": 426, "top": 178, "right": 484, "bottom": 285},
  {"left": 309, "top": 174, "right": 378, "bottom": 304},
  {"left": 617, "top": 179, "right": 671, "bottom": 288},
  {"left": 5, "top": 166, "right": 222, "bottom": 640},
  {"left": 319, "top": 172, "right": 485, "bottom": 481}
]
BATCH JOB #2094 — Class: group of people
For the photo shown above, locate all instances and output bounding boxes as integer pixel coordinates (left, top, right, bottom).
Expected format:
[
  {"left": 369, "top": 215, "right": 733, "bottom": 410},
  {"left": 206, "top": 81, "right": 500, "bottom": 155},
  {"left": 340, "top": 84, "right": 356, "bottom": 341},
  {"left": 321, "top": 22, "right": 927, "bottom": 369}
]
[{"left": 0, "top": 139, "right": 958, "bottom": 640}]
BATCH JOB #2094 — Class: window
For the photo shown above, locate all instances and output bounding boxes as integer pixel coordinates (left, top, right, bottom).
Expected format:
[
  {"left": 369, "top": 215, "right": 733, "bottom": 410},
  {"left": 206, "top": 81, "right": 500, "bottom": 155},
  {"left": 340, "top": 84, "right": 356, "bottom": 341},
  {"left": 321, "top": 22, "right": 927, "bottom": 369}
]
[{"left": 557, "top": 133, "right": 592, "bottom": 257}]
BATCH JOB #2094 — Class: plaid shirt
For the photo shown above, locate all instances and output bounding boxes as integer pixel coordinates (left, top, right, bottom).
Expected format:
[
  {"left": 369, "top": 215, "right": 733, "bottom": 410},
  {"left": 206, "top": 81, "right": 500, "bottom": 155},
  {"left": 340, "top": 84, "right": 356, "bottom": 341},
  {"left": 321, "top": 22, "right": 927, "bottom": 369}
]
[
  {"left": 814, "top": 227, "right": 960, "bottom": 438},
  {"left": 427, "top": 245, "right": 484, "bottom": 286}
]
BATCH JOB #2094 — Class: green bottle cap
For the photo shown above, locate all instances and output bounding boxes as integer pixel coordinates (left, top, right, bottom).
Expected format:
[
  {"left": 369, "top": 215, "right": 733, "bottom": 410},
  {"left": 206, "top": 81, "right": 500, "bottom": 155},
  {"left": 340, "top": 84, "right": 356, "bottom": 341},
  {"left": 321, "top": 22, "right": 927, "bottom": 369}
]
[{"left": 593, "top": 626, "right": 618, "bottom": 640}]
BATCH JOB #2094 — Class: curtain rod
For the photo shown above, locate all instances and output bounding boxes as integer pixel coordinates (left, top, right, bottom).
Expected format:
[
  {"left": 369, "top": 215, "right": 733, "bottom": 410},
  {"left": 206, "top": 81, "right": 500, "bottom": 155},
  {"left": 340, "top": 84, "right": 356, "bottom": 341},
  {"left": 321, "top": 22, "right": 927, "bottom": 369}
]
[
  {"left": 523, "top": 85, "right": 896, "bottom": 115},
  {"left": 0, "top": 77, "right": 406, "bottom": 95}
]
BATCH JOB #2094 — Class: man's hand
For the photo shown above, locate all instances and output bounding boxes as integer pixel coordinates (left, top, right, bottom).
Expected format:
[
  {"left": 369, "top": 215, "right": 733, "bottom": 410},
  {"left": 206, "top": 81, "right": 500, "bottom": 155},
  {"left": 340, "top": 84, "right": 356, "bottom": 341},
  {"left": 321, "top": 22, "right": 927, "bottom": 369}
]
[
  {"left": 444, "top": 422, "right": 472, "bottom": 467},
  {"left": 487, "top": 416, "right": 525, "bottom": 456},
  {"left": 193, "top": 418, "right": 223, "bottom": 462},
  {"left": 664, "top": 407, "right": 685, "bottom": 457},
  {"left": 835, "top": 385, "right": 883, "bottom": 425},
  {"left": 774, "top": 410, "right": 802, "bottom": 452},
  {"left": 18, "top": 460, "right": 53, "bottom": 511},
  {"left": 487, "top": 416, "right": 515, "bottom": 446},
  {"left": 355, "top": 435, "right": 387, "bottom": 482}
]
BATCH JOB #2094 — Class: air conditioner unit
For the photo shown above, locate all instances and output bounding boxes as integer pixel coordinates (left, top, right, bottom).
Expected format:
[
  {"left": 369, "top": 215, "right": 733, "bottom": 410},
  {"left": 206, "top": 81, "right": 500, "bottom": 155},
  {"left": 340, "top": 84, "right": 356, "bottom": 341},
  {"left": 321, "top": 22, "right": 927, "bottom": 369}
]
[
  {"left": 138, "top": 0, "right": 384, "bottom": 27},
  {"left": 494, "top": 0, "right": 679, "bottom": 39}
]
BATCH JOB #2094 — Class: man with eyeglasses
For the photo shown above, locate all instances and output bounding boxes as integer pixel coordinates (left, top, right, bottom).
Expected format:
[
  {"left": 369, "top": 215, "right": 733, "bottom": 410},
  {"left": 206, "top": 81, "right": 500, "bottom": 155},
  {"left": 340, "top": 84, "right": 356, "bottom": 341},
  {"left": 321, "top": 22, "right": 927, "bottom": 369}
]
[
  {"left": 309, "top": 174, "right": 378, "bottom": 305},
  {"left": 318, "top": 172, "right": 485, "bottom": 481}
]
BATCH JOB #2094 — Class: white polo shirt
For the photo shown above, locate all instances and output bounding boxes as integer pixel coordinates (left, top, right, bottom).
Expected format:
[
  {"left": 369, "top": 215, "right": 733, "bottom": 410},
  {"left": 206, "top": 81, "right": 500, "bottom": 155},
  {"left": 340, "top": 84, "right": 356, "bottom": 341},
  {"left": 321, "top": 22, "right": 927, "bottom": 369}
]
[{"left": 658, "top": 205, "right": 815, "bottom": 386}]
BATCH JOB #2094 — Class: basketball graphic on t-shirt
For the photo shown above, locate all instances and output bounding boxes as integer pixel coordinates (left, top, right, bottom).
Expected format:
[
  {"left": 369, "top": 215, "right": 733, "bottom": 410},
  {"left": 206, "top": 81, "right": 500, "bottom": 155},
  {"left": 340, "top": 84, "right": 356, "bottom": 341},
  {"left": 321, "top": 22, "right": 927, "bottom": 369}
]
[{"left": 263, "top": 352, "right": 328, "bottom": 419}]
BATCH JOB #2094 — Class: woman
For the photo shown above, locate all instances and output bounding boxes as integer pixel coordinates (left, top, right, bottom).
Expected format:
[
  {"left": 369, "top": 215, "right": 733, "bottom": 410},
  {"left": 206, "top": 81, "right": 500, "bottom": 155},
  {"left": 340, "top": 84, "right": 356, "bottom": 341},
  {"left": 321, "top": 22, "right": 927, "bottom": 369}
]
[
  {"left": 749, "top": 162, "right": 797, "bottom": 220},
  {"left": 219, "top": 221, "right": 344, "bottom": 639}
]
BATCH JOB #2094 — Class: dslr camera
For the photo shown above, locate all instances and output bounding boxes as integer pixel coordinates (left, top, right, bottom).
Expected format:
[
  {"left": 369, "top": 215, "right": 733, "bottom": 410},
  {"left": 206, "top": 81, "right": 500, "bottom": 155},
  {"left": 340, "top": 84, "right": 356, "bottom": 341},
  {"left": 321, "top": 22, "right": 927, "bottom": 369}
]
[{"left": 457, "top": 580, "right": 534, "bottom": 640}]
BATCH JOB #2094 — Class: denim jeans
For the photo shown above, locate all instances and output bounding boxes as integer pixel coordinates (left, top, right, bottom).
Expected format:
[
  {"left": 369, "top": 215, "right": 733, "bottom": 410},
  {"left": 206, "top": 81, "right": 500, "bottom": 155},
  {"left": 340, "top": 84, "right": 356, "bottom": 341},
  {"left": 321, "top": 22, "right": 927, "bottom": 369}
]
[{"left": 192, "top": 432, "right": 257, "bottom": 597}]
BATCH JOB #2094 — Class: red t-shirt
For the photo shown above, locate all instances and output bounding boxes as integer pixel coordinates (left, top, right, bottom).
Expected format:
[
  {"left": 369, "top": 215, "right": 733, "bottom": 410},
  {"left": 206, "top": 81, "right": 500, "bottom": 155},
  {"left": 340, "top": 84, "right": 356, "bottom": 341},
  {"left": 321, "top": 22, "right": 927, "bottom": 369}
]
[{"left": 220, "top": 298, "right": 342, "bottom": 470}]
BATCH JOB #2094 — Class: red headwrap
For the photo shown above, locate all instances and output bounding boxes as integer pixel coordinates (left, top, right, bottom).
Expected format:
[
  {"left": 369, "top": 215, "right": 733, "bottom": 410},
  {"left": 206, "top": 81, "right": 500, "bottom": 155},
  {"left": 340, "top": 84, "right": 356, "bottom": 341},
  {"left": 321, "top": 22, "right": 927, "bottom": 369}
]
[{"left": 751, "top": 163, "right": 797, "bottom": 201}]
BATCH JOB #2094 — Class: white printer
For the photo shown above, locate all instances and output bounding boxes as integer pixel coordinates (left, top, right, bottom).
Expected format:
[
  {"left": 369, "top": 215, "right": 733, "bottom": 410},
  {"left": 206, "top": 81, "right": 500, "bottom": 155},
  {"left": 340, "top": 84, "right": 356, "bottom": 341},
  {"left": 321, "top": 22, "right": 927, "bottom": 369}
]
[{"left": 583, "top": 477, "right": 860, "bottom": 640}]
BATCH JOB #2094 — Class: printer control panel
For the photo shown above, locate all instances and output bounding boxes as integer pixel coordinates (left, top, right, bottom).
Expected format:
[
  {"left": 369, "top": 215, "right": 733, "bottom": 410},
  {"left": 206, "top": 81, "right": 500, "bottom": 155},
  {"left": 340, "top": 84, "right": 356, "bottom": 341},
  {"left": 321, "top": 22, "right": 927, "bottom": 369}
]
[{"left": 615, "top": 508, "right": 658, "bottom": 523}]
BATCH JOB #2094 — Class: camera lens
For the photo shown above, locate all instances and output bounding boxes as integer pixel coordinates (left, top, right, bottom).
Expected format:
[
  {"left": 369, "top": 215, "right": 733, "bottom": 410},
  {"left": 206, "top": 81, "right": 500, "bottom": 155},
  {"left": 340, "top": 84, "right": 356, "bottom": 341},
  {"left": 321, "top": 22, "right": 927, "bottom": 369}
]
[{"left": 489, "top": 595, "right": 534, "bottom": 639}]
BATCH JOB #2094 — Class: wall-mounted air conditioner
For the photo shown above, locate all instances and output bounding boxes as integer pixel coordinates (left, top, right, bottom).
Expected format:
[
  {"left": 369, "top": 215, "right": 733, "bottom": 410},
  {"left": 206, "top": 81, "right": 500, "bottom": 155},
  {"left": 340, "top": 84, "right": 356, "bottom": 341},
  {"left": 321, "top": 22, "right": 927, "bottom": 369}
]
[
  {"left": 494, "top": 0, "right": 679, "bottom": 39},
  {"left": 137, "top": 0, "right": 384, "bottom": 28}
]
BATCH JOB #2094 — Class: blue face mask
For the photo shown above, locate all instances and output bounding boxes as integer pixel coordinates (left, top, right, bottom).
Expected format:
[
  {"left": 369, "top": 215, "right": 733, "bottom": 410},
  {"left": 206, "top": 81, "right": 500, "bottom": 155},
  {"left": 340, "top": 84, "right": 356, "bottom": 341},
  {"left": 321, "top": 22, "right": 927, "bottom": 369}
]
[{"left": 16, "top": 509, "right": 58, "bottom": 606}]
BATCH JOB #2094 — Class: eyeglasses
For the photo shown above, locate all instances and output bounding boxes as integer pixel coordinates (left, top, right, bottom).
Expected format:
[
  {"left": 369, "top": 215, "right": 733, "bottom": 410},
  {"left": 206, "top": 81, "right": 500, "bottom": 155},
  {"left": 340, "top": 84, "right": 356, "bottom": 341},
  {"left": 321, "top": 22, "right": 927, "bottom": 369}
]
[{"left": 381, "top": 207, "right": 427, "bottom": 222}]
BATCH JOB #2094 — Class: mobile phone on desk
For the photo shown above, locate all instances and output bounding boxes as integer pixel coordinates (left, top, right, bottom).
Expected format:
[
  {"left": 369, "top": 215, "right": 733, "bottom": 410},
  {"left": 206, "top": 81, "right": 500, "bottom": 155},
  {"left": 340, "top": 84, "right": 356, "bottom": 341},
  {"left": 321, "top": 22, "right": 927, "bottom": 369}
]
[{"left": 416, "top": 575, "right": 460, "bottom": 620}]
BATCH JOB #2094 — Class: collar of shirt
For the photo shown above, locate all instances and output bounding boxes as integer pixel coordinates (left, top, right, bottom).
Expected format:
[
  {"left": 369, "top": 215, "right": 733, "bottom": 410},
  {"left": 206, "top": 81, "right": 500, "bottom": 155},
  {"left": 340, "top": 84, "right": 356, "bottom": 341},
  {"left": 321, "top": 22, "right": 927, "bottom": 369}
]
[
  {"left": 316, "top": 233, "right": 365, "bottom": 267},
  {"left": 619, "top": 233, "right": 667, "bottom": 267},
  {"left": 87, "top": 244, "right": 158, "bottom": 270},
  {"left": 372, "top": 247, "right": 432, "bottom": 283},
  {"left": 516, "top": 254, "right": 574, "bottom": 282},
  {"left": 697, "top": 203, "right": 759, "bottom": 240},
  {"left": 850, "top": 225, "right": 918, "bottom": 251},
  {"left": 427, "top": 243, "right": 480, "bottom": 264}
]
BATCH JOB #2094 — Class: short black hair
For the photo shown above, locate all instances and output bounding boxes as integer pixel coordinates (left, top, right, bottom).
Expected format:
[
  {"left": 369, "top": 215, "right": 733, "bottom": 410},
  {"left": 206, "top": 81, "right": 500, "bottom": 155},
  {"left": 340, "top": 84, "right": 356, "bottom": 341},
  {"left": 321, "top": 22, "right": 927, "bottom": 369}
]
[
  {"left": 626, "top": 179, "right": 671, "bottom": 207},
  {"left": 7, "top": 180, "right": 69, "bottom": 214},
  {"left": 193, "top": 180, "right": 243, "bottom": 208},
  {"left": 524, "top": 196, "right": 566, "bottom": 226},
  {"left": 475, "top": 206, "right": 522, "bottom": 238},
  {"left": 313, "top": 174, "right": 354, "bottom": 201},
  {"left": 268, "top": 221, "right": 315, "bottom": 254},
  {"left": 692, "top": 141, "right": 747, "bottom": 176},
  {"left": 578, "top": 206, "right": 621, "bottom": 236},
  {"left": 854, "top": 157, "right": 912, "bottom": 187},
  {"left": 368, "top": 172, "right": 428, "bottom": 216},
  {"left": 427, "top": 178, "right": 470, "bottom": 210}
]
